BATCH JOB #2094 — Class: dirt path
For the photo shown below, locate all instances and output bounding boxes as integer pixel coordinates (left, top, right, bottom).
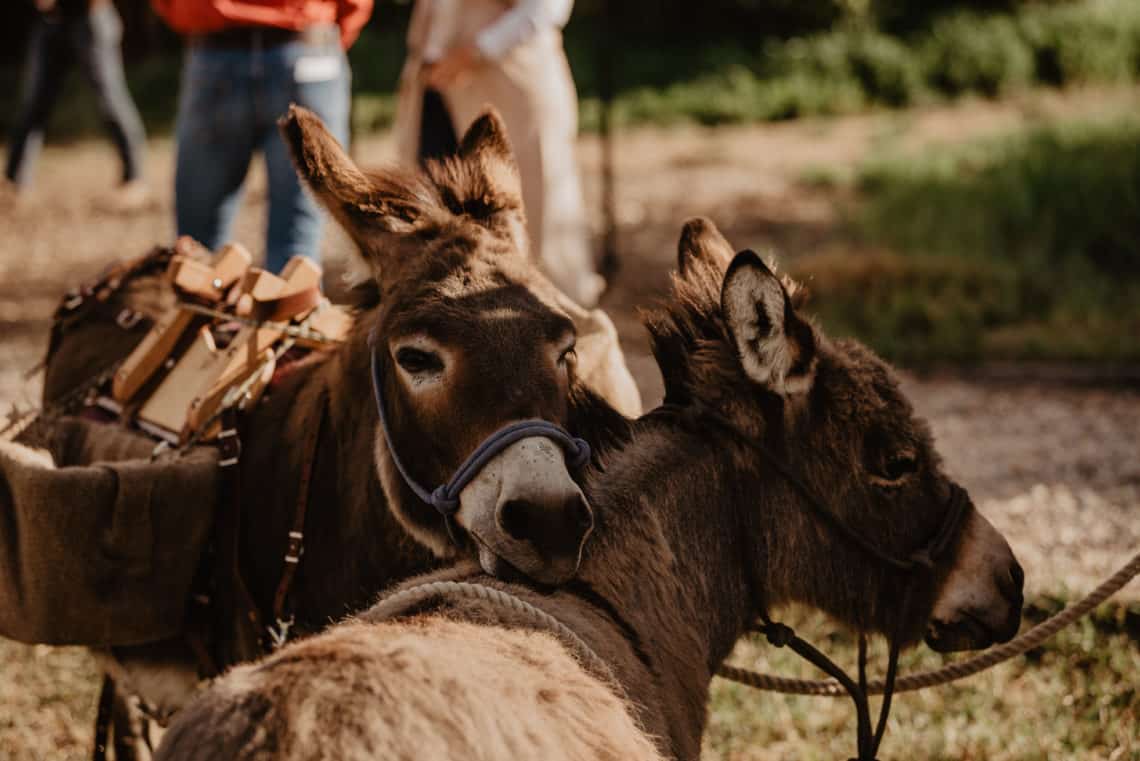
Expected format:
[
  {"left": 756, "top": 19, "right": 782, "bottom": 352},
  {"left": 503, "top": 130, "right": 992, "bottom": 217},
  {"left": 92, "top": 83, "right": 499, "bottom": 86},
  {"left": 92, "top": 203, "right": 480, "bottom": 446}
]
[{"left": 0, "top": 85, "right": 1137, "bottom": 760}]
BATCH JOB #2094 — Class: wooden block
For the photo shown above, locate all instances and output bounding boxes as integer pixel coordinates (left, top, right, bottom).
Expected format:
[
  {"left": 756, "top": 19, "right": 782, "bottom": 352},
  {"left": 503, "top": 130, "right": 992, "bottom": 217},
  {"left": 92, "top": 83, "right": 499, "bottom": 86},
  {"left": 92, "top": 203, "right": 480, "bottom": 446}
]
[
  {"left": 112, "top": 308, "right": 200, "bottom": 403},
  {"left": 213, "top": 243, "right": 254, "bottom": 287},
  {"left": 136, "top": 326, "right": 219, "bottom": 436},
  {"left": 297, "top": 302, "right": 353, "bottom": 348},
  {"left": 184, "top": 349, "right": 277, "bottom": 443},
  {"left": 169, "top": 258, "right": 222, "bottom": 301},
  {"left": 173, "top": 236, "right": 213, "bottom": 262},
  {"left": 183, "top": 264, "right": 317, "bottom": 433},
  {"left": 170, "top": 243, "right": 253, "bottom": 301},
  {"left": 136, "top": 254, "right": 327, "bottom": 441},
  {"left": 113, "top": 245, "right": 255, "bottom": 403}
]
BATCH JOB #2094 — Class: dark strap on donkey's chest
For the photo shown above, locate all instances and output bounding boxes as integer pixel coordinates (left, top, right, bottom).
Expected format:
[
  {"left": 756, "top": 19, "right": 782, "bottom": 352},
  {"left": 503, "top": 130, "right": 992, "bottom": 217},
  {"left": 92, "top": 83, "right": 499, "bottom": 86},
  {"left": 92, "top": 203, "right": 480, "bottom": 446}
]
[
  {"left": 211, "top": 409, "right": 265, "bottom": 667},
  {"left": 212, "top": 391, "right": 329, "bottom": 660},
  {"left": 269, "top": 389, "right": 328, "bottom": 647}
]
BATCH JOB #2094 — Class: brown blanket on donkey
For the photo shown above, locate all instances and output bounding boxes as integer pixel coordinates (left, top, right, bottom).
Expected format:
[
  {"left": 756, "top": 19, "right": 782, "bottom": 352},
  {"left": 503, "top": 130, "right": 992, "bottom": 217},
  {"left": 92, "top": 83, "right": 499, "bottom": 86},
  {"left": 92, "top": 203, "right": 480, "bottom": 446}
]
[{"left": 0, "top": 419, "right": 216, "bottom": 646}]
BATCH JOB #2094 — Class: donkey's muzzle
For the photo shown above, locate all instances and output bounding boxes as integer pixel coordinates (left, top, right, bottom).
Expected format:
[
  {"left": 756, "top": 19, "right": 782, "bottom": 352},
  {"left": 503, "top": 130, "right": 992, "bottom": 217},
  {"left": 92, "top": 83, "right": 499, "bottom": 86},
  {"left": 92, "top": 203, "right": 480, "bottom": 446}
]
[
  {"left": 494, "top": 493, "right": 594, "bottom": 581},
  {"left": 459, "top": 436, "right": 594, "bottom": 586},
  {"left": 926, "top": 509, "right": 1024, "bottom": 652}
]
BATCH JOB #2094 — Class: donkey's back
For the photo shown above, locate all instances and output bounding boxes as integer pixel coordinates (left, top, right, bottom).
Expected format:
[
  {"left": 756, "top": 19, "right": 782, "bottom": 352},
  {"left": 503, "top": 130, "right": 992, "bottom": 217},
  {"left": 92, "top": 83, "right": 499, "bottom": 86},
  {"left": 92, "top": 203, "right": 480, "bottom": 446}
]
[{"left": 157, "top": 617, "right": 662, "bottom": 761}]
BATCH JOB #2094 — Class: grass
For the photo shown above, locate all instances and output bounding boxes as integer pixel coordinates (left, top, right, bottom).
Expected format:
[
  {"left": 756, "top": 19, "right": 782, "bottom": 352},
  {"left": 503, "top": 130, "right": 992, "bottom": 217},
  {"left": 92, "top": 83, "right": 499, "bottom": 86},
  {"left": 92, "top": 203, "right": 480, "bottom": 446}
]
[
  {"left": 2, "top": 596, "right": 1135, "bottom": 760},
  {"left": 0, "top": 641, "right": 101, "bottom": 761},
  {"left": 703, "top": 602, "right": 1140, "bottom": 760},
  {"left": 793, "top": 116, "right": 1140, "bottom": 364}
]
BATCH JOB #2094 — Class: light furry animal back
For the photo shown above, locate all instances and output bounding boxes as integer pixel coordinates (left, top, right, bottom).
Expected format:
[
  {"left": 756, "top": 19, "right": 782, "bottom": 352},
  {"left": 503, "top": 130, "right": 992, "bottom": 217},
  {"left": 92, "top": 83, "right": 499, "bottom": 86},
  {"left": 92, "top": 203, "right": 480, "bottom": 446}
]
[{"left": 158, "top": 617, "right": 664, "bottom": 761}]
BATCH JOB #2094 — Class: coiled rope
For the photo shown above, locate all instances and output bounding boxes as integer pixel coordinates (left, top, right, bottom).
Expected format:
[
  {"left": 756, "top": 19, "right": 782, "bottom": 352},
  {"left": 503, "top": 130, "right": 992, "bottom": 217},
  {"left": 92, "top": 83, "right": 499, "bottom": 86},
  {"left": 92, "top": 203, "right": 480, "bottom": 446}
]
[
  {"left": 718, "top": 547, "right": 1140, "bottom": 696},
  {"left": 366, "top": 580, "right": 616, "bottom": 684}
]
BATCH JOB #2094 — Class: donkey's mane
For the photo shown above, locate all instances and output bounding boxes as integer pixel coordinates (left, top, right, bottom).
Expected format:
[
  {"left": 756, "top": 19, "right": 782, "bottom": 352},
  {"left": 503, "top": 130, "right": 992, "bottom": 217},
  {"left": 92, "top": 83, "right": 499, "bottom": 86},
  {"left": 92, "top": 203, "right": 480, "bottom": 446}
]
[
  {"left": 425, "top": 153, "right": 523, "bottom": 224},
  {"left": 355, "top": 151, "right": 522, "bottom": 234}
]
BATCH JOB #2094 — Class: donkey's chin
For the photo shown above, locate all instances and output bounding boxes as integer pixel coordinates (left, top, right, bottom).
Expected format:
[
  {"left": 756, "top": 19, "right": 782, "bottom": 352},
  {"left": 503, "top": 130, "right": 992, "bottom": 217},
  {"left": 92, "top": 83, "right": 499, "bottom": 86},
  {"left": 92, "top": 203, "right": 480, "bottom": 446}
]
[
  {"left": 476, "top": 545, "right": 528, "bottom": 584},
  {"left": 473, "top": 534, "right": 579, "bottom": 587},
  {"left": 925, "top": 608, "right": 1020, "bottom": 653}
]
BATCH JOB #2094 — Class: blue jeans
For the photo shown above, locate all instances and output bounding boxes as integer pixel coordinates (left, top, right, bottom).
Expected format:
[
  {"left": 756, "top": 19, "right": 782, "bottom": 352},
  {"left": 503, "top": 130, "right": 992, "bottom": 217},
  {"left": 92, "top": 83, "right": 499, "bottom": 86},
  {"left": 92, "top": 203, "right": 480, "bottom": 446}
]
[
  {"left": 6, "top": 5, "right": 147, "bottom": 188},
  {"left": 174, "top": 36, "right": 350, "bottom": 273}
]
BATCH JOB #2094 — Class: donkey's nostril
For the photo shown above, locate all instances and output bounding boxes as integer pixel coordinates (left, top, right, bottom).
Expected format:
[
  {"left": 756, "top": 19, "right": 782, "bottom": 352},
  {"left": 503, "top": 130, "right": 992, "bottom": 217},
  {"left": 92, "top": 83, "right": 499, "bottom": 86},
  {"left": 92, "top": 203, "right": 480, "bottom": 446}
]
[
  {"left": 497, "top": 499, "right": 534, "bottom": 541},
  {"left": 998, "top": 559, "right": 1025, "bottom": 602},
  {"left": 1009, "top": 560, "right": 1025, "bottom": 589}
]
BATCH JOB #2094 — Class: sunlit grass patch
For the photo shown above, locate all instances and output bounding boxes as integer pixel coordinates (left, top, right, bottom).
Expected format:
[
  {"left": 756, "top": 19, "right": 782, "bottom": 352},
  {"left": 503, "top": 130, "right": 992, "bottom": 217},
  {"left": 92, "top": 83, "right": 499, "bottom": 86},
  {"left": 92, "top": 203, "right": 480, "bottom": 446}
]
[
  {"left": 704, "top": 602, "right": 1140, "bottom": 760},
  {"left": 793, "top": 116, "right": 1140, "bottom": 364},
  {"left": 0, "top": 639, "right": 100, "bottom": 761}
]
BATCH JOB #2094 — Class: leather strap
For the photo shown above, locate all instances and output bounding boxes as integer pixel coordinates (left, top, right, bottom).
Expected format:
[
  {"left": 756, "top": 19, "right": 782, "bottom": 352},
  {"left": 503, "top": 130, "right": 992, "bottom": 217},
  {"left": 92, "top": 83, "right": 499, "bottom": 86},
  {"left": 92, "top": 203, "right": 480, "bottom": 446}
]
[
  {"left": 90, "top": 675, "right": 114, "bottom": 761},
  {"left": 211, "top": 410, "right": 264, "bottom": 668},
  {"left": 271, "top": 390, "right": 328, "bottom": 635}
]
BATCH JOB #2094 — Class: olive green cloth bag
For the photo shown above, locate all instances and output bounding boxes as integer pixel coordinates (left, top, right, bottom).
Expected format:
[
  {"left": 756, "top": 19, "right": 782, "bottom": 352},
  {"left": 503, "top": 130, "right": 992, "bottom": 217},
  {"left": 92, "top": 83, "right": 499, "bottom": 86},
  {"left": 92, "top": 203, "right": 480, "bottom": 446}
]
[{"left": 0, "top": 418, "right": 216, "bottom": 646}]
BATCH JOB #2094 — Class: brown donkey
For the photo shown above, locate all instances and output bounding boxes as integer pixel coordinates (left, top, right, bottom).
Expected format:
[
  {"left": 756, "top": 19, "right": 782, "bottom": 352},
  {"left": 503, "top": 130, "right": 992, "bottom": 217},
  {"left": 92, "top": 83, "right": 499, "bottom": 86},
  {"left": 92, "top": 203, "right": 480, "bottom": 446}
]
[
  {"left": 154, "top": 218, "right": 1024, "bottom": 761},
  {"left": 7, "top": 107, "right": 638, "bottom": 724}
]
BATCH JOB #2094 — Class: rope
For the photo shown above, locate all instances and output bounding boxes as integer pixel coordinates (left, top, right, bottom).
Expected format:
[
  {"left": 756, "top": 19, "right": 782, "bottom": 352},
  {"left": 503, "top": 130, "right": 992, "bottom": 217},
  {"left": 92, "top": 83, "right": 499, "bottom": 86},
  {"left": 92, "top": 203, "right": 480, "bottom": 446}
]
[
  {"left": 367, "top": 580, "right": 615, "bottom": 684},
  {"left": 181, "top": 303, "right": 344, "bottom": 344},
  {"left": 718, "top": 547, "right": 1140, "bottom": 696},
  {"left": 2, "top": 359, "right": 125, "bottom": 443}
]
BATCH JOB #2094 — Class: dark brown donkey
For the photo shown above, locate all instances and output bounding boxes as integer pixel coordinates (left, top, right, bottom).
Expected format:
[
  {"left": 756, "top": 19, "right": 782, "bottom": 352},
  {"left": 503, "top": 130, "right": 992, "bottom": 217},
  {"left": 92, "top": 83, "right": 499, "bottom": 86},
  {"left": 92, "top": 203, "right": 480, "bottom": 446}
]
[
  {"left": 154, "top": 218, "right": 1024, "bottom": 761},
  {"left": 12, "top": 108, "right": 637, "bottom": 728}
]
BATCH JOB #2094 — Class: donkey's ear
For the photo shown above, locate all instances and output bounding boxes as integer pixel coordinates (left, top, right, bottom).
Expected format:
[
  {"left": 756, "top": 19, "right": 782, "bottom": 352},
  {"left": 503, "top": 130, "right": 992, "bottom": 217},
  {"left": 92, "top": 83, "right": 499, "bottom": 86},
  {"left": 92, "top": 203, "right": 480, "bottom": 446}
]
[
  {"left": 721, "top": 250, "right": 816, "bottom": 395},
  {"left": 280, "top": 105, "right": 424, "bottom": 236},
  {"left": 457, "top": 108, "right": 524, "bottom": 201},
  {"left": 677, "top": 216, "right": 734, "bottom": 275}
]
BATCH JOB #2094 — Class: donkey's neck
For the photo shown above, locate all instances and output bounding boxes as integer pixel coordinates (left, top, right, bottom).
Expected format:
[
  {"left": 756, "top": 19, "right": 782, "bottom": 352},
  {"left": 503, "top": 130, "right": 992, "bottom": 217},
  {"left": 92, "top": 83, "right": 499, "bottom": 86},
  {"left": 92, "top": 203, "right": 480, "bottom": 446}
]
[{"left": 578, "top": 413, "right": 758, "bottom": 759}]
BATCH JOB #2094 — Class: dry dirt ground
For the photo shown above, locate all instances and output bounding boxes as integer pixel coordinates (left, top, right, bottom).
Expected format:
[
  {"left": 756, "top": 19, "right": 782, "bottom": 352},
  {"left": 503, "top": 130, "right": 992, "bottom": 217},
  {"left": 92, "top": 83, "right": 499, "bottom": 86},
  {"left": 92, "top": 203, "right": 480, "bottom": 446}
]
[{"left": 1, "top": 86, "right": 1137, "bottom": 760}]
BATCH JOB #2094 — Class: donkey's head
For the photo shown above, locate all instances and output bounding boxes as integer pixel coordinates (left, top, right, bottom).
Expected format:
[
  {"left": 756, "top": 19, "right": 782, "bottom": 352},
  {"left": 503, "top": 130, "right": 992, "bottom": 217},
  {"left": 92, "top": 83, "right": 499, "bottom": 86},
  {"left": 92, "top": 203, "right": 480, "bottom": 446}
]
[
  {"left": 651, "top": 217, "right": 1023, "bottom": 652},
  {"left": 281, "top": 106, "right": 603, "bottom": 585}
]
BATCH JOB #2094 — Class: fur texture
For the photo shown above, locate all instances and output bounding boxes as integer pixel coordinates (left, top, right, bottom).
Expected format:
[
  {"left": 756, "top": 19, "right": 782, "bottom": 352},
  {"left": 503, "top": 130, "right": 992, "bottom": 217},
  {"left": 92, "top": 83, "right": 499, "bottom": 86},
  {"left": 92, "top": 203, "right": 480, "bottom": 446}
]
[{"left": 160, "top": 617, "right": 662, "bottom": 761}]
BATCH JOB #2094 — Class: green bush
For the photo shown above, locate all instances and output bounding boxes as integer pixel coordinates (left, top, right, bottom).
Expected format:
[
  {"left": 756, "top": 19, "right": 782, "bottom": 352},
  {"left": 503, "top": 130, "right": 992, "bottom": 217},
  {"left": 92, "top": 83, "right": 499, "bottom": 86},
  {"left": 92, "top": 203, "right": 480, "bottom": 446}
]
[
  {"left": 922, "top": 12, "right": 1035, "bottom": 96},
  {"left": 857, "top": 120, "right": 1140, "bottom": 280},
  {"left": 792, "top": 251, "right": 1026, "bottom": 362},
  {"left": 843, "top": 118, "right": 1140, "bottom": 361},
  {"left": 766, "top": 29, "right": 925, "bottom": 107},
  {"left": 847, "top": 32, "right": 927, "bottom": 106},
  {"left": 1019, "top": 0, "right": 1140, "bottom": 85}
]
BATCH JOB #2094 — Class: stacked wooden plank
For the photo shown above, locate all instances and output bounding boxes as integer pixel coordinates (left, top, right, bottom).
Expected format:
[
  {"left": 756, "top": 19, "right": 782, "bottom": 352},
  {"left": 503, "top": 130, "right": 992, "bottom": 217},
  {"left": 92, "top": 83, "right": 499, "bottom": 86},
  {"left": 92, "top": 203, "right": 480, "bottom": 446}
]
[{"left": 108, "top": 237, "right": 350, "bottom": 445}]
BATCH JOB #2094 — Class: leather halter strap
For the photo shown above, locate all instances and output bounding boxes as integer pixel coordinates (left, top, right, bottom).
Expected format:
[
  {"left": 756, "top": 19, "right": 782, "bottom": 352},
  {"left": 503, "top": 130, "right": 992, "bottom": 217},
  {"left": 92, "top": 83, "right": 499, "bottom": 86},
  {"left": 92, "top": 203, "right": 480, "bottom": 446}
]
[
  {"left": 687, "top": 404, "right": 971, "bottom": 574},
  {"left": 368, "top": 337, "right": 590, "bottom": 519}
]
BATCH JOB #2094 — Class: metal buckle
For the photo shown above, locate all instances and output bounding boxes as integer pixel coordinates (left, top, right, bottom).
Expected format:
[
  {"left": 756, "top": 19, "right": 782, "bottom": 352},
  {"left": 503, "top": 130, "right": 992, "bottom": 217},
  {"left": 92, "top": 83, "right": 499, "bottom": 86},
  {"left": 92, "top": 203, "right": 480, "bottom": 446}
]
[
  {"left": 268, "top": 616, "right": 295, "bottom": 650},
  {"left": 116, "top": 308, "right": 143, "bottom": 329}
]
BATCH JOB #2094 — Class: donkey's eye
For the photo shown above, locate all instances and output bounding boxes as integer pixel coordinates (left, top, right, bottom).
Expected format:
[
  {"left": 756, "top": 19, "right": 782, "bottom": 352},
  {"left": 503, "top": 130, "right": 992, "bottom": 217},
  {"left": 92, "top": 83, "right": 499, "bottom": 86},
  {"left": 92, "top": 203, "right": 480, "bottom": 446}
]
[
  {"left": 882, "top": 453, "right": 918, "bottom": 481},
  {"left": 395, "top": 347, "right": 444, "bottom": 375}
]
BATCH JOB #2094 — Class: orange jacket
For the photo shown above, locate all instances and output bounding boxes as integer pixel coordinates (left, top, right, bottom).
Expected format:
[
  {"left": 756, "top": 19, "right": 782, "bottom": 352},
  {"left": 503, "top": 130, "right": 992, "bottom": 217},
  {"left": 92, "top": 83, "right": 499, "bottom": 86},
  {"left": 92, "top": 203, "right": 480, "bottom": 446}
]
[{"left": 150, "top": 0, "right": 374, "bottom": 49}]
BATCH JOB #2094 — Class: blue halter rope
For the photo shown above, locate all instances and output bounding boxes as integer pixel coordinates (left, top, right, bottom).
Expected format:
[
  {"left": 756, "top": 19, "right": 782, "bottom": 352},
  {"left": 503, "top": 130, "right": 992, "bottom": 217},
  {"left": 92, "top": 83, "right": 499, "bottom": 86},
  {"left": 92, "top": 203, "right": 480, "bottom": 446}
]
[{"left": 369, "top": 340, "right": 591, "bottom": 518}]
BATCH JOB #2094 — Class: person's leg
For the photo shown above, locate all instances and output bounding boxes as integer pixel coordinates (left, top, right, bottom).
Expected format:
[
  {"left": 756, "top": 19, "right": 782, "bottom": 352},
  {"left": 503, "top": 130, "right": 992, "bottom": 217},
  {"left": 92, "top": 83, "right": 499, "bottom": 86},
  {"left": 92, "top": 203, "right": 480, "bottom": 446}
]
[
  {"left": 418, "top": 88, "right": 458, "bottom": 164},
  {"left": 72, "top": 4, "right": 147, "bottom": 184},
  {"left": 259, "top": 36, "right": 350, "bottom": 273},
  {"left": 174, "top": 46, "right": 257, "bottom": 251},
  {"left": 5, "top": 17, "right": 72, "bottom": 189}
]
